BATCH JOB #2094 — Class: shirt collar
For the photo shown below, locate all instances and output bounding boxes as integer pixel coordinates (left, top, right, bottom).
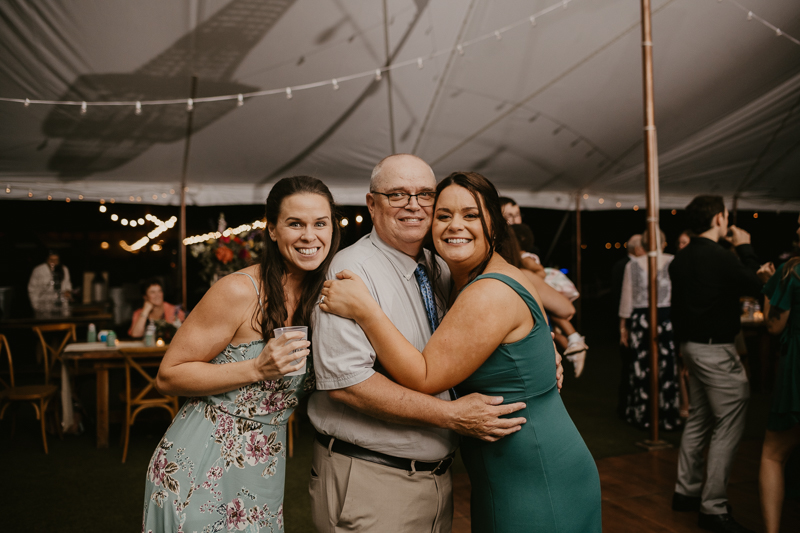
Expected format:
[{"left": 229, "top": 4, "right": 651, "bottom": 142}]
[{"left": 368, "top": 229, "right": 426, "bottom": 281}]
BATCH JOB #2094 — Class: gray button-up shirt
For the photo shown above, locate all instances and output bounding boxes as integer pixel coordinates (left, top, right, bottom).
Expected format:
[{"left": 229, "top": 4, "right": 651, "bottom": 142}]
[{"left": 308, "top": 230, "right": 458, "bottom": 461}]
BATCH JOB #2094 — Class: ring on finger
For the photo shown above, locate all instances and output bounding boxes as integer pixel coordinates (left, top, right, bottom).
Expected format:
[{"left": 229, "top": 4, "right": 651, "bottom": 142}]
[{"left": 318, "top": 294, "right": 326, "bottom": 304}]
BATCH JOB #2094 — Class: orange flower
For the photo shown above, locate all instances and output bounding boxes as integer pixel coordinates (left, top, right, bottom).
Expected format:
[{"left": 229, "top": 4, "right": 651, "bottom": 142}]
[{"left": 215, "top": 245, "right": 235, "bottom": 264}]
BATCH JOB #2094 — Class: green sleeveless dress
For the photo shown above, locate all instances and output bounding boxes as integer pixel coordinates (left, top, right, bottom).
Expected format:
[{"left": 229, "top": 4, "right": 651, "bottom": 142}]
[{"left": 455, "top": 273, "right": 602, "bottom": 532}]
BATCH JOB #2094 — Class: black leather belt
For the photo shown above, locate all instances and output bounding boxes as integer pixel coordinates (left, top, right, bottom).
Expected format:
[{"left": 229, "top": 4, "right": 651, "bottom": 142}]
[{"left": 315, "top": 433, "right": 453, "bottom": 475}]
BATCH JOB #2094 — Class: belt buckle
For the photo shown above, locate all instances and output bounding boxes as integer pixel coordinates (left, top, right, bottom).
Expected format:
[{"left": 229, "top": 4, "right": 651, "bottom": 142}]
[{"left": 432, "top": 456, "right": 453, "bottom": 475}]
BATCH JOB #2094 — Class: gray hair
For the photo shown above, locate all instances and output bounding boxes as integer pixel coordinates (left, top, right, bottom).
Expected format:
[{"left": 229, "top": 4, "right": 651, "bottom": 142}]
[
  {"left": 627, "top": 234, "right": 642, "bottom": 250},
  {"left": 370, "top": 154, "right": 435, "bottom": 191}
]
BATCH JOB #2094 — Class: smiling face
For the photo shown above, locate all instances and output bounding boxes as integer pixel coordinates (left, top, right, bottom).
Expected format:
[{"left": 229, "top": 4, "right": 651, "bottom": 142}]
[
  {"left": 501, "top": 203, "right": 521, "bottom": 225},
  {"left": 144, "top": 284, "right": 164, "bottom": 306},
  {"left": 367, "top": 155, "right": 437, "bottom": 258},
  {"left": 432, "top": 185, "right": 492, "bottom": 271},
  {"left": 268, "top": 193, "right": 333, "bottom": 276}
]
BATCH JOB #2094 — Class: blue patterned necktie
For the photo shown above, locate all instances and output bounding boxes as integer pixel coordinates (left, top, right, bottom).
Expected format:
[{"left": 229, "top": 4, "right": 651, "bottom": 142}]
[
  {"left": 414, "top": 264, "right": 439, "bottom": 334},
  {"left": 414, "top": 264, "right": 458, "bottom": 399}
]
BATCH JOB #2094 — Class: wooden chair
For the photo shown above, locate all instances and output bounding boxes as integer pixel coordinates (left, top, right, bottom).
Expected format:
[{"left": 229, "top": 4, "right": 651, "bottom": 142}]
[
  {"left": 32, "top": 323, "right": 76, "bottom": 385},
  {"left": 120, "top": 348, "right": 179, "bottom": 463},
  {"left": 0, "top": 334, "right": 61, "bottom": 453}
]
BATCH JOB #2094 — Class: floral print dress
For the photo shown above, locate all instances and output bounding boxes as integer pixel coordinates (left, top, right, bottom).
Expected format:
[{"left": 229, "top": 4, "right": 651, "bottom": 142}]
[{"left": 142, "top": 340, "right": 313, "bottom": 533}]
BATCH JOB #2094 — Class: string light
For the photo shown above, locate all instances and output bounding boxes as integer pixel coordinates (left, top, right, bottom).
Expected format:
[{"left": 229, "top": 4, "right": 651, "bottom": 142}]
[
  {"left": 99, "top": 205, "right": 107, "bottom": 213},
  {"left": 47, "top": 194, "right": 52, "bottom": 200},
  {"left": 100, "top": 242, "right": 109, "bottom": 250},
  {"left": 130, "top": 220, "right": 137, "bottom": 227},
  {"left": 721, "top": 0, "right": 800, "bottom": 46},
  {"left": 111, "top": 214, "right": 118, "bottom": 221},
  {"left": 78, "top": 194, "right": 84, "bottom": 200},
  {"left": 341, "top": 218, "right": 349, "bottom": 227},
  {"left": 615, "top": 202, "right": 622, "bottom": 208},
  {"left": 5, "top": 0, "right": 797, "bottom": 115},
  {"left": 135, "top": 101, "right": 142, "bottom": 115},
  {"left": 183, "top": 219, "right": 265, "bottom": 245},
  {"left": 598, "top": 198, "right": 604, "bottom": 204},
  {"left": 355, "top": 215, "right": 363, "bottom": 223},
  {"left": 332, "top": 79, "right": 339, "bottom": 90},
  {"left": 27, "top": 190, "right": 33, "bottom": 197},
  {"left": 237, "top": 93, "right": 244, "bottom": 107},
  {"left": 5, "top": 185, "right": 10, "bottom": 193},
  {"left": 3, "top": 1, "right": 579, "bottom": 110},
  {"left": 121, "top": 218, "right": 128, "bottom": 225}
]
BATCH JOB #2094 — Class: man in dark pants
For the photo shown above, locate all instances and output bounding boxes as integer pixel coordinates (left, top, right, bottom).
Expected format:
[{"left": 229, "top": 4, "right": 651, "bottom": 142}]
[
  {"left": 669, "top": 195, "right": 763, "bottom": 533},
  {"left": 612, "top": 234, "right": 643, "bottom": 417}
]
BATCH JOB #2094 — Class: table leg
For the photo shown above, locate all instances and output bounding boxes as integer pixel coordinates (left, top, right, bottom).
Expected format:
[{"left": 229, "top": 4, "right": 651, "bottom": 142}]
[{"left": 96, "top": 366, "right": 109, "bottom": 448}]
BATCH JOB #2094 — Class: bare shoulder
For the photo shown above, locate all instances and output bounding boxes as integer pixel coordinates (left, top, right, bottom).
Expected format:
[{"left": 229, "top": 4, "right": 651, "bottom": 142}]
[
  {"left": 195, "top": 266, "right": 261, "bottom": 315},
  {"left": 457, "top": 268, "right": 529, "bottom": 307}
]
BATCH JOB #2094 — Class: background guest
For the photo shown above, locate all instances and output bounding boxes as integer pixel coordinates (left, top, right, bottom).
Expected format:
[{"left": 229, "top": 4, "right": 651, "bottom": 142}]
[
  {"left": 128, "top": 278, "right": 185, "bottom": 338},
  {"left": 619, "top": 228, "right": 680, "bottom": 430},
  {"left": 27, "top": 250, "right": 72, "bottom": 312},
  {"left": 500, "top": 196, "right": 522, "bottom": 225},
  {"left": 670, "top": 195, "right": 763, "bottom": 533},
  {"left": 613, "top": 234, "right": 644, "bottom": 417},
  {"left": 677, "top": 230, "right": 694, "bottom": 251},
  {"left": 758, "top": 213, "right": 800, "bottom": 533}
]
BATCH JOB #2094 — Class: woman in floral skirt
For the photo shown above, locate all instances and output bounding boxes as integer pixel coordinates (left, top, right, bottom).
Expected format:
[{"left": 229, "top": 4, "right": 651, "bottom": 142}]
[
  {"left": 618, "top": 228, "right": 682, "bottom": 430},
  {"left": 142, "top": 176, "right": 340, "bottom": 532}
]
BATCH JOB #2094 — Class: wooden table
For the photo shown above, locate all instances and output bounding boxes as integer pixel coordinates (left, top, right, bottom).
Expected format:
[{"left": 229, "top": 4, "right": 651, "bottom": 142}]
[{"left": 63, "top": 341, "right": 168, "bottom": 448}]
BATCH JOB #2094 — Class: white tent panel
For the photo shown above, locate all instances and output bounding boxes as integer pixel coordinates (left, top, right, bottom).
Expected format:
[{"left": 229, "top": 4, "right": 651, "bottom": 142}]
[{"left": 0, "top": 0, "right": 798, "bottom": 209}]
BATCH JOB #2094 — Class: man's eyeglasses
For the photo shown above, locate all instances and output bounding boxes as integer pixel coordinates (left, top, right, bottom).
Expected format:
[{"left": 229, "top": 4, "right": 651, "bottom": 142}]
[{"left": 371, "top": 191, "right": 436, "bottom": 207}]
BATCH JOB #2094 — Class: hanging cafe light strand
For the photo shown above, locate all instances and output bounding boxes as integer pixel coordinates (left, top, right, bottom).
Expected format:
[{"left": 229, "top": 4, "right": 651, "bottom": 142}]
[
  {"left": 0, "top": 0, "right": 578, "bottom": 111},
  {"left": 0, "top": 0, "right": 795, "bottom": 113}
]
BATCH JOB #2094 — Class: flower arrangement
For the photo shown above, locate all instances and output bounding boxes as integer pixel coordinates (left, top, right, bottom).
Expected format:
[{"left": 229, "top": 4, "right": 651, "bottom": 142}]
[{"left": 189, "top": 214, "right": 264, "bottom": 285}]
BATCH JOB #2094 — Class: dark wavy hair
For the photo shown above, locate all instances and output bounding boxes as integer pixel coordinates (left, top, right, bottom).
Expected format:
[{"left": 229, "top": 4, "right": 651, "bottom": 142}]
[
  {"left": 255, "top": 176, "right": 341, "bottom": 342},
  {"left": 431, "top": 172, "right": 509, "bottom": 287}
]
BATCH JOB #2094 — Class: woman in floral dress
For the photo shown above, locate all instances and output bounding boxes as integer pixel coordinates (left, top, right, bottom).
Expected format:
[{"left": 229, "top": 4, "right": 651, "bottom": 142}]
[{"left": 142, "top": 176, "right": 340, "bottom": 532}]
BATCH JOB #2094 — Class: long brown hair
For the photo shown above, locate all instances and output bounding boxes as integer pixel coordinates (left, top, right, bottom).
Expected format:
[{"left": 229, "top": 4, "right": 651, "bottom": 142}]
[
  {"left": 256, "top": 176, "right": 341, "bottom": 341},
  {"left": 781, "top": 257, "right": 800, "bottom": 283},
  {"left": 429, "top": 172, "right": 510, "bottom": 297}
]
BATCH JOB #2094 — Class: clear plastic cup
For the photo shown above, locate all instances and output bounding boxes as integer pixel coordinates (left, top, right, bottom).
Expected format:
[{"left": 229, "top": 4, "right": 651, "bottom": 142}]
[{"left": 273, "top": 326, "right": 308, "bottom": 376}]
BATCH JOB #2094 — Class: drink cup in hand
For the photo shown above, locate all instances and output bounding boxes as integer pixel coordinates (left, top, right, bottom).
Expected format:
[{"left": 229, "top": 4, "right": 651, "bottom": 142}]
[{"left": 273, "top": 326, "right": 308, "bottom": 376}]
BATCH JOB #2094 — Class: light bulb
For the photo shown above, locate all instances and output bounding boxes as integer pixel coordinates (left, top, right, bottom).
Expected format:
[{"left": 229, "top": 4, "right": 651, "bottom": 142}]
[
  {"left": 237, "top": 94, "right": 244, "bottom": 107},
  {"left": 135, "top": 101, "right": 142, "bottom": 115}
]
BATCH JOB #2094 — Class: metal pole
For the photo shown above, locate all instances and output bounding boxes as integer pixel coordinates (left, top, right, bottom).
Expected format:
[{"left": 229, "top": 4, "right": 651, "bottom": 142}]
[
  {"left": 575, "top": 193, "right": 582, "bottom": 332},
  {"left": 179, "top": 76, "right": 198, "bottom": 312},
  {"left": 640, "top": 0, "right": 668, "bottom": 448}
]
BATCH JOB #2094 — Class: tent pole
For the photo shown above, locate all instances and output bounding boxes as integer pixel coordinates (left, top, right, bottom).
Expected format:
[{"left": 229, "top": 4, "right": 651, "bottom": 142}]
[
  {"left": 575, "top": 193, "right": 582, "bottom": 332},
  {"left": 179, "top": 76, "right": 198, "bottom": 312},
  {"left": 638, "top": 0, "right": 670, "bottom": 450}
]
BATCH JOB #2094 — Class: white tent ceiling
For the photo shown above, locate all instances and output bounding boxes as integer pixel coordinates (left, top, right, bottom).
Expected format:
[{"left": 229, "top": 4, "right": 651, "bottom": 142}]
[{"left": 1, "top": 0, "right": 799, "bottom": 210}]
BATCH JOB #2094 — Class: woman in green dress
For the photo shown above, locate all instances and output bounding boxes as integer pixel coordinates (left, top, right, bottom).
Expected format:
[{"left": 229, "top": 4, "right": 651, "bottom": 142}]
[
  {"left": 142, "top": 176, "right": 340, "bottom": 532},
  {"left": 759, "top": 214, "right": 800, "bottom": 533},
  {"left": 320, "top": 172, "right": 601, "bottom": 532}
]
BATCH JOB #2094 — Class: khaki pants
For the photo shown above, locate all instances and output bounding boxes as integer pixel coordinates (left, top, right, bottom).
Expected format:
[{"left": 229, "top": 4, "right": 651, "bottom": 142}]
[
  {"left": 675, "top": 342, "right": 750, "bottom": 515},
  {"left": 309, "top": 440, "right": 453, "bottom": 532}
]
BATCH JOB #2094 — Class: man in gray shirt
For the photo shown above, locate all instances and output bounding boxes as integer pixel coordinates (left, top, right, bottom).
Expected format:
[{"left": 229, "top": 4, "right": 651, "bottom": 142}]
[{"left": 308, "top": 154, "right": 534, "bottom": 532}]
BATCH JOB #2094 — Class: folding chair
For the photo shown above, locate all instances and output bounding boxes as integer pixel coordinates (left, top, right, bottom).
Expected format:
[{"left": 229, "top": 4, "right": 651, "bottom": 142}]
[
  {"left": 120, "top": 349, "right": 179, "bottom": 463},
  {"left": 0, "top": 334, "right": 60, "bottom": 453}
]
